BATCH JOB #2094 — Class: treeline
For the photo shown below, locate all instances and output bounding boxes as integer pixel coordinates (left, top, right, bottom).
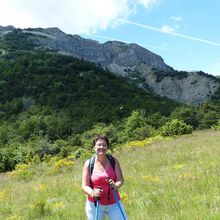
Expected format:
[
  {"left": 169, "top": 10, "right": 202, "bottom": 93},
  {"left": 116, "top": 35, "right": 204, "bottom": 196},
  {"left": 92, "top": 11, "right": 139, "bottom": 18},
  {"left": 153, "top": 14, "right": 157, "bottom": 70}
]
[{"left": 0, "top": 51, "right": 220, "bottom": 172}]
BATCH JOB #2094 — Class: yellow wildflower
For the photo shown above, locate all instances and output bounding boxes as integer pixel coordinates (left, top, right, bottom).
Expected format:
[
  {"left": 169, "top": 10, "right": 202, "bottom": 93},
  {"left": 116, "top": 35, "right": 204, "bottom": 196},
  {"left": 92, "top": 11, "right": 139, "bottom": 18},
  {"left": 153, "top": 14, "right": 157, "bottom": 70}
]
[
  {"left": 33, "top": 183, "right": 47, "bottom": 191},
  {"left": 52, "top": 201, "right": 64, "bottom": 210},
  {"left": 120, "top": 193, "right": 129, "bottom": 203},
  {"left": 173, "top": 164, "right": 185, "bottom": 169},
  {"left": 125, "top": 139, "right": 152, "bottom": 150},
  {"left": 53, "top": 158, "right": 74, "bottom": 173}
]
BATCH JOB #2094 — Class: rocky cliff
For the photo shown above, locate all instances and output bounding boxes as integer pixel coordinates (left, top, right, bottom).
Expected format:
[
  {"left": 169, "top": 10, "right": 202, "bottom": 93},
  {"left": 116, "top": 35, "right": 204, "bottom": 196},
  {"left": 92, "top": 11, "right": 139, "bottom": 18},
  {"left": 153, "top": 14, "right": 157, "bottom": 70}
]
[{"left": 0, "top": 26, "right": 219, "bottom": 105}]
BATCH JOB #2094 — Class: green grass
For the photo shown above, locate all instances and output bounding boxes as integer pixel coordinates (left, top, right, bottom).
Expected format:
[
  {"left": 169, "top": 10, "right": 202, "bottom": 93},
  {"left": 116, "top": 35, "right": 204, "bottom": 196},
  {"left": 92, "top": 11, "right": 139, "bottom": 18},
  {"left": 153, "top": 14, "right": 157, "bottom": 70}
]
[{"left": 0, "top": 130, "right": 220, "bottom": 219}]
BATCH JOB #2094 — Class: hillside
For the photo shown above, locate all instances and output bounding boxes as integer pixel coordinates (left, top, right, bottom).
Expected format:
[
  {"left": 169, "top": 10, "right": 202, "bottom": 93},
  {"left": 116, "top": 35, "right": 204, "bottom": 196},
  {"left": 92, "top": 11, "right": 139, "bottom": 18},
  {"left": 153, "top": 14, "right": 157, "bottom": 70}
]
[
  {"left": 0, "top": 130, "right": 219, "bottom": 219},
  {"left": 1, "top": 26, "right": 220, "bottom": 105},
  {"left": 0, "top": 48, "right": 183, "bottom": 171},
  {"left": 0, "top": 50, "right": 177, "bottom": 126},
  {"left": 0, "top": 28, "right": 220, "bottom": 173}
]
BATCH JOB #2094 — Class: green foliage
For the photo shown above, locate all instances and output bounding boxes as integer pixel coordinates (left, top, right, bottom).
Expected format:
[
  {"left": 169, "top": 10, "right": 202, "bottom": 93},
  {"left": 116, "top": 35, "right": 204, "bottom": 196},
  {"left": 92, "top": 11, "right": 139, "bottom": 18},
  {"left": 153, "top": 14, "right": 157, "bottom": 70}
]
[
  {"left": 199, "top": 111, "right": 219, "bottom": 129},
  {"left": 0, "top": 50, "right": 181, "bottom": 171},
  {"left": 197, "top": 102, "right": 220, "bottom": 129},
  {"left": 170, "top": 106, "right": 199, "bottom": 128},
  {"left": 0, "top": 122, "right": 13, "bottom": 145},
  {"left": 153, "top": 69, "right": 189, "bottom": 82},
  {"left": 0, "top": 45, "right": 219, "bottom": 172},
  {"left": 79, "top": 123, "right": 118, "bottom": 151},
  {"left": 17, "top": 115, "right": 46, "bottom": 139},
  {"left": 211, "top": 120, "right": 220, "bottom": 130},
  {"left": 10, "top": 163, "right": 35, "bottom": 180},
  {"left": 159, "top": 119, "right": 193, "bottom": 137},
  {"left": 1, "top": 29, "right": 35, "bottom": 51},
  {"left": 0, "top": 143, "right": 29, "bottom": 172},
  {"left": 122, "top": 111, "right": 156, "bottom": 141},
  {"left": 0, "top": 51, "right": 177, "bottom": 123},
  {"left": 146, "top": 112, "right": 168, "bottom": 129}
]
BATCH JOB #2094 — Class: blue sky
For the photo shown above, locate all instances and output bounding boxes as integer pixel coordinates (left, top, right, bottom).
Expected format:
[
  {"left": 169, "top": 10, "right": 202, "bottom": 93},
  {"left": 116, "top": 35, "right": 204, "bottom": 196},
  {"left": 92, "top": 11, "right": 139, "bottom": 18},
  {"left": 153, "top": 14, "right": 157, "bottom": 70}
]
[{"left": 1, "top": 0, "right": 220, "bottom": 75}]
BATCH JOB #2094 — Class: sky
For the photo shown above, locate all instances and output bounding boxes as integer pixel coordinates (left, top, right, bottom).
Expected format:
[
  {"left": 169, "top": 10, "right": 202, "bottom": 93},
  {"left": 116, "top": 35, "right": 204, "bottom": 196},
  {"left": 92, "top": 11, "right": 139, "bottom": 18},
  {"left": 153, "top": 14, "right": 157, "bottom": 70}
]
[{"left": 1, "top": 0, "right": 220, "bottom": 76}]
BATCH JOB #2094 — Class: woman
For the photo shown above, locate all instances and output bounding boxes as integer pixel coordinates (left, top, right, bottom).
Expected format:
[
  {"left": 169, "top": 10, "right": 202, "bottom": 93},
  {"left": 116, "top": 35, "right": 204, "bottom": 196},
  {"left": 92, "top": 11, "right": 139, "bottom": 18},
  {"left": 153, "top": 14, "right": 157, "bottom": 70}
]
[{"left": 82, "top": 135, "right": 127, "bottom": 220}]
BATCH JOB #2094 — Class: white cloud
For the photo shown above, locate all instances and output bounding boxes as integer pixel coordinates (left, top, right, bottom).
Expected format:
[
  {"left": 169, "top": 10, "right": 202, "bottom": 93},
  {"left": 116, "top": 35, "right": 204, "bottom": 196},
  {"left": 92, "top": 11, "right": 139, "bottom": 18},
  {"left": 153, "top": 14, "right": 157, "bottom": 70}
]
[
  {"left": 0, "top": 0, "right": 156, "bottom": 34},
  {"left": 161, "top": 25, "right": 175, "bottom": 33},
  {"left": 132, "top": 0, "right": 157, "bottom": 8}
]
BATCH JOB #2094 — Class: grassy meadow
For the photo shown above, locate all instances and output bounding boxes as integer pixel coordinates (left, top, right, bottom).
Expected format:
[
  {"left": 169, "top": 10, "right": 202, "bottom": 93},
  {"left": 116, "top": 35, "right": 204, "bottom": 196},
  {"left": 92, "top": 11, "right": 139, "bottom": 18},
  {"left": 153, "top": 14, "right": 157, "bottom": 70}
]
[{"left": 0, "top": 130, "right": 220, "bottom": 220}]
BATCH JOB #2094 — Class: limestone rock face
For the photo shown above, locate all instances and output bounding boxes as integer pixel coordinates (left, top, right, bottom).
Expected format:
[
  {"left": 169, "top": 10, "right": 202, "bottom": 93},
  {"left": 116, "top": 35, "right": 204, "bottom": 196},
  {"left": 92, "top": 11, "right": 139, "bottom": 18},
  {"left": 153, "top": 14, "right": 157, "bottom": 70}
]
[
  {"left": 1, "top": 26, "right": 219, "bottom": 105},
  {"left": 136, "top": 64, "right": 219, "bottom": 105},
  {"left": 21, "top": 28, "right": 172, "bottom": 72}
]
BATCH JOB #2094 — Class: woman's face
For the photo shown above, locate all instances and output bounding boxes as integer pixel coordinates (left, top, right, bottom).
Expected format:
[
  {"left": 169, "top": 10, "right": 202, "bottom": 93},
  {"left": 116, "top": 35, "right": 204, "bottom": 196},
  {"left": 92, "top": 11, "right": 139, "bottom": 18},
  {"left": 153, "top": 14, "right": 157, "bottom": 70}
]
[{"left": 94, "top": 139, "right": 108, "bottom": 155}]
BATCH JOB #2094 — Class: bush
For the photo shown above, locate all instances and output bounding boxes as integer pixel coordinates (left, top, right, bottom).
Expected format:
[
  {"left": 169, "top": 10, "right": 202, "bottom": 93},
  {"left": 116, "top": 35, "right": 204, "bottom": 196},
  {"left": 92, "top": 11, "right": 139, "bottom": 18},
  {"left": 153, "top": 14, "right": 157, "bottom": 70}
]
[
  {"left": 9, "top": 163, "right": 35, "bottom": 180},
  {"left": 170, "top": 106, "right": 199, "bottom": 128},
  {"left": 121, "top": 111, "right": 156, "bottom": 141},
  {"left": 211, "top": 120, "right": 220, "bottom": 130},
  {"left": 80, "top": 123, "right": 118, "bottom": 150},
  {"left": 130, "top": 125, "right": 156, "bottom": 141},
  {"left": 159, "top": 119, "right": 193, "bottom": 137},
  {"left": 198, "top": 111, "right": 219, "bottom": 129},
  {"left": 146, "top": 112, "right": 168, "bottom": 129}
]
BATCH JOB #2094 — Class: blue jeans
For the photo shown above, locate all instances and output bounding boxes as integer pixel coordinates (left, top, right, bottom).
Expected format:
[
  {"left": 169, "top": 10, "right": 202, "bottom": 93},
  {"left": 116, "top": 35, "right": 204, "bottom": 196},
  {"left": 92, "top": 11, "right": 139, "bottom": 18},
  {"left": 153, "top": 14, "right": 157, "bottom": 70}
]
[{"left": 85, "top": 199, "right": 128, "bottom": 220}]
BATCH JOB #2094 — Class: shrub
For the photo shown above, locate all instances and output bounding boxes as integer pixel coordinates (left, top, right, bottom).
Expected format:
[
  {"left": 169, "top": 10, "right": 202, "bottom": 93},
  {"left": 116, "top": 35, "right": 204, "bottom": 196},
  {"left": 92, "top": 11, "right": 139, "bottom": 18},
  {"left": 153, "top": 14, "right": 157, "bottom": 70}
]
[
  {"left": 198, "top": 111, "right": 219, "bottom": 129},
  {"left": 80, "top": 123, "right": 118, "bottom": 150},
  {"left": 0, "top": 144, "right": 26, "bottom": 172},
  {"left": 159, "top": 119, "right": 193, "bottom": 137},
  {"left": 8, "top": 163, "right": 35, "bottom": 180},
  {"left": 170, "top": 106, "right": 199, "bottom": 128},
  {"left": 146, "top": 112, "right": 168, "bottom": 129},
  {"left": 52, "top": 157, "right": 74, "bottom": 174},
  {"left": 130, "top": 125, "right": 156, "bottom": 141},
  {"left": 211, "top": 120, "right": 220, "bottom": 130},
  {"left": 121, "top": 111, "right": 156, "bottom": 141}
]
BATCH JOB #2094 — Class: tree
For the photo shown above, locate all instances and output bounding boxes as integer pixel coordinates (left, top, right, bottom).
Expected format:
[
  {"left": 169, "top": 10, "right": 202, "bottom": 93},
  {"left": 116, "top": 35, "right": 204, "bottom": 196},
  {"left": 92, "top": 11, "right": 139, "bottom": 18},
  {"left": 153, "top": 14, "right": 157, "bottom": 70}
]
[
  {"left": 170, "top": 106, "right": 199, "bottom": 128},
  {"left": 123, "top": 111, "right": 155, "bottom": 140},
  {"left": 159, "top": 119, "right": 193, "bottom": 137}
]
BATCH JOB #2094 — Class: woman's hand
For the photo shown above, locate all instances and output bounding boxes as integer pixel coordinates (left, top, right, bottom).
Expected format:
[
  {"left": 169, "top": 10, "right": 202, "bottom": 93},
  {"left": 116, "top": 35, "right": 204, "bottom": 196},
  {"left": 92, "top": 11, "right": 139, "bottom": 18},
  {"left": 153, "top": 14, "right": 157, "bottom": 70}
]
[
  {"left": 91, "top": 187, "right": 103, "bottom": 198},
  {"left": 106, "top": 177, "right": 119, "bottom": 190}
]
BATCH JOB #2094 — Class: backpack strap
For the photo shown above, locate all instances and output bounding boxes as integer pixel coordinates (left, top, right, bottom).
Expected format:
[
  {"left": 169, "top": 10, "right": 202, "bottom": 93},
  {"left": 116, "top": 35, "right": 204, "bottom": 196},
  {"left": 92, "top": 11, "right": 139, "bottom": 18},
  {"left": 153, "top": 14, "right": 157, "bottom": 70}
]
[
  {"left": 106, "top": 154, "right": 115, "bottom": 172},
  {"left": 89, "top": 154, "right": 115, "bottom": 175},
  {"left": 89, "top": 154, "right": 96, "bottom": 175}
]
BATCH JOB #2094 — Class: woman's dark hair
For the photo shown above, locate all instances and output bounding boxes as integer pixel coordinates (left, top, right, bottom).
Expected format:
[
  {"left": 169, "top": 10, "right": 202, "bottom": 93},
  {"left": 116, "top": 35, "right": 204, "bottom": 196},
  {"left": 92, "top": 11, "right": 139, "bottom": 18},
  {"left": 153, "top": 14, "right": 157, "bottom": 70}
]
[{"left": 92, "top": 135, "right": 109, "bottom": 147}]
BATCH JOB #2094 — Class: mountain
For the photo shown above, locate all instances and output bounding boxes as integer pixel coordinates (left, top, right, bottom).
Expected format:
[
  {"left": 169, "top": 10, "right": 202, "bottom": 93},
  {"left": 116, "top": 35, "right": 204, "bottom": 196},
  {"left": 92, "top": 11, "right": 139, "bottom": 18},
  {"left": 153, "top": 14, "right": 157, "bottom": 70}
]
[
  {"left": 0, "top": 26, "right": 220, "bottom": 105},
  {"left": 1, "top": 26, "right": 220, "bottom": 173}
]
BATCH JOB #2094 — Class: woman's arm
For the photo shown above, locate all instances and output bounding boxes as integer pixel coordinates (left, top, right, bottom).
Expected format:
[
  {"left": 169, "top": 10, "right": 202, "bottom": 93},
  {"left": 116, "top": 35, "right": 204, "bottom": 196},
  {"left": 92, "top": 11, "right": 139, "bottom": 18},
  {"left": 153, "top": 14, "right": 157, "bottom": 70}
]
[
  {"left": 108, "top": 157, "right": 124, "bottom": 189},
  {"left": 82, "top": 159, "right": 94, "bottom": 196},
  {"left": 115, "top": 157, "right": 124, "bottom": 188},
  {"left": 82, "top": 159, "right": 103, "bottom": 198}
]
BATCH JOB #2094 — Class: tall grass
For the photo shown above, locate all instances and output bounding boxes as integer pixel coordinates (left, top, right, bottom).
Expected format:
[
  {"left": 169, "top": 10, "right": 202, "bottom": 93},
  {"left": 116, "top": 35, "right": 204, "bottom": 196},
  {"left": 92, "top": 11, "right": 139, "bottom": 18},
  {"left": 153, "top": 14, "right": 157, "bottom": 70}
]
[{"left": 0, "top": 130, "right": 220, "bottom": 219}]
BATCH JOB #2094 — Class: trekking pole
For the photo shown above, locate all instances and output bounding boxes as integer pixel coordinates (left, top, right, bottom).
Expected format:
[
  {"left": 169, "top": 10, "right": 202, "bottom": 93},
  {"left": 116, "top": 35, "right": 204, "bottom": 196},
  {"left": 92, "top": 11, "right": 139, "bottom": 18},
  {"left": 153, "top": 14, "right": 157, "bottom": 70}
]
[
  {"left": 106, "top": 177, "right": 126, "bottom": 220},
  {"left": 95, "top": 187, "right": 102, "bottom": 220},
  {"left": 95, "top": 197, "right": 100, "bottom": 220}
]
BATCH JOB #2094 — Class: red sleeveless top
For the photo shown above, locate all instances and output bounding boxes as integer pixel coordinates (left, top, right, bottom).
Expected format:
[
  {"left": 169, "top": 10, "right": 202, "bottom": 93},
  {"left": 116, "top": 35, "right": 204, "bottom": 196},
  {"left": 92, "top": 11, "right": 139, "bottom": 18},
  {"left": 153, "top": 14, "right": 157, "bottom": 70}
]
[{"left": 88, "top": 163, "right": 120, "bottom": 205}]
